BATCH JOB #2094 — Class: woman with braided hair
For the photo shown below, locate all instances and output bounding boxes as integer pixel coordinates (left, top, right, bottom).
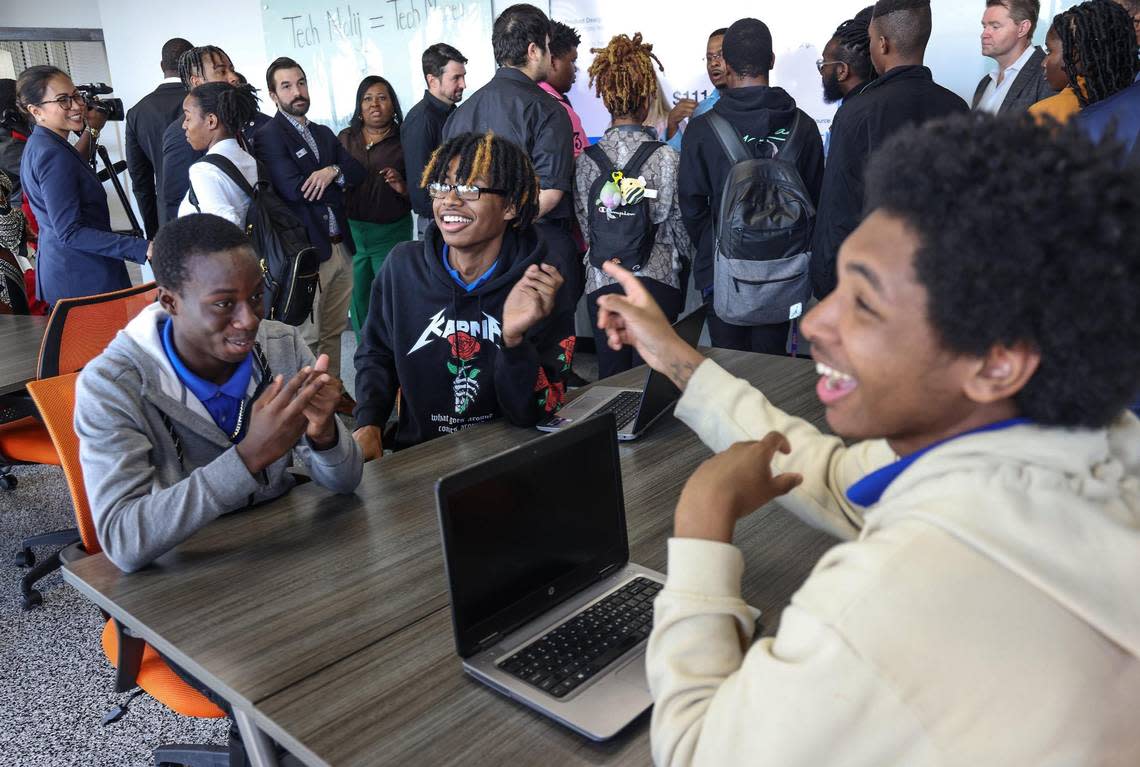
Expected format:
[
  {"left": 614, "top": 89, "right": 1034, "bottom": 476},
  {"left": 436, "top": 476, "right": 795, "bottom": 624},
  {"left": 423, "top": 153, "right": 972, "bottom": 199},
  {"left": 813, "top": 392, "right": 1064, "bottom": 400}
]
[
  {"left": 352, "top": 131, "right": 575, "bottom": 456},
  {"left": 574, "top": 32, "right": 694, "bottom": 378},
  {"left": 1031, "top": 0, "right": 1140, "bottom": 121},
  {"left": 177, "top": 81, "right": 261, "bottom": 225}
]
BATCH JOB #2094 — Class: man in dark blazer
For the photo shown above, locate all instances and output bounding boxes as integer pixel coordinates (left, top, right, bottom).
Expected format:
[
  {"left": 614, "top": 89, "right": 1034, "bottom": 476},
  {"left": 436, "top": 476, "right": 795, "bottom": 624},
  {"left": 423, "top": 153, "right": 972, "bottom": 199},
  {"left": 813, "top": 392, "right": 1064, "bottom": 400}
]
[
  {"left": 125, "top": 38, "right": 192, "bottom": 239},
  {"left": 254, "top": 57, "right": 365, "bottom": 388},
  {"left": 972, "top": 0, "right": 1055, "bottom": 114}
]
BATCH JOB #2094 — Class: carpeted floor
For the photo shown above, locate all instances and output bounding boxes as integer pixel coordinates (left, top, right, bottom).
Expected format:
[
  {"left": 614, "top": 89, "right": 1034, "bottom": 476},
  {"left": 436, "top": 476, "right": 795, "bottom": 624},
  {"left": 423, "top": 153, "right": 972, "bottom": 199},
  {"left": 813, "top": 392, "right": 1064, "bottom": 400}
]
[{"left": 0, "top": 462, "right": 230, "bottom": 767}]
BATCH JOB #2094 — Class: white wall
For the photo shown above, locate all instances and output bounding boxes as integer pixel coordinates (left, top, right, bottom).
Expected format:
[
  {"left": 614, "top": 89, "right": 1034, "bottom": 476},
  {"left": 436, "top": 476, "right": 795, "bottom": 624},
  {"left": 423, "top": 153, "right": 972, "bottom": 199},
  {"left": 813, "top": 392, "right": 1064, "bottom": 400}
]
[{"left": 0, "top": 1, "right": 102, "bottom": 28}]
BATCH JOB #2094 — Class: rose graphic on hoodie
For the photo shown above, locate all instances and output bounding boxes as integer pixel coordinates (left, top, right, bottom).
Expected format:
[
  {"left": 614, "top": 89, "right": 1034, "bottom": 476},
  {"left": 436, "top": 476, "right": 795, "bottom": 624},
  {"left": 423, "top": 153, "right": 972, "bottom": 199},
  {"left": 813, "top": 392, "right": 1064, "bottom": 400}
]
[{"left": 447, "top": 332, "right": 482, "bottom": 414}]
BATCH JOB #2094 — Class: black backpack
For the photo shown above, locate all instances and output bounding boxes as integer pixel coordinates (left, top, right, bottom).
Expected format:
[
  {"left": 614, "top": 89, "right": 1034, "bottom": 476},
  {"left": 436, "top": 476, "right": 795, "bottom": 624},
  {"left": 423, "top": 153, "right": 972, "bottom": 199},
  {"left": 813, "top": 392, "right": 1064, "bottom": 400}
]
[
  {"left": 188, "top": 154, "right": 320, "bottom": 326},
  {"left": 708, "top": 111, "right": 816, "bottom": 327},
  {"left": 584, "top": 140, "right": 664, "bottom": 272}
]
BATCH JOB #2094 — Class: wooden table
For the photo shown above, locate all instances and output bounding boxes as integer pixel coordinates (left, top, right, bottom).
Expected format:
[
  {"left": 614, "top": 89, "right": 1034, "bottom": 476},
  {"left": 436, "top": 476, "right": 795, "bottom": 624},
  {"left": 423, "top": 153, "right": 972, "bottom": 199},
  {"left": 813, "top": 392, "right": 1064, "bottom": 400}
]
[
  {"left": 63, "top": 349, "right": 837, "bottom": 767},
  {"left": 0, "top": 314, "right": 47, "bottom": 395}
]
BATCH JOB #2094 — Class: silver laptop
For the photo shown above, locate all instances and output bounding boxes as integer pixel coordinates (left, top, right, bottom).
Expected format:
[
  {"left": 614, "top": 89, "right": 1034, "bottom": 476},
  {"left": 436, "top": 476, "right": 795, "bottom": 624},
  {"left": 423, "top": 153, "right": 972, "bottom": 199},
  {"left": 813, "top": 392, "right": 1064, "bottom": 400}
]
[
  {"left": 435, "top": 414, "right": 664, "bottom": 741},
  {"left": 537, "top": 305, "right": 707, "bottom": 440}
]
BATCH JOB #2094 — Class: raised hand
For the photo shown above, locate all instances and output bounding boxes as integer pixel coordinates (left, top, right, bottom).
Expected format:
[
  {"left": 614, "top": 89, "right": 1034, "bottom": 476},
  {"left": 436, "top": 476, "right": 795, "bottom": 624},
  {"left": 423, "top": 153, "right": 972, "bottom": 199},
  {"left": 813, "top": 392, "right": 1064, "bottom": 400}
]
[
  {"left": 302, "top": 354, "right": 342, "bottom": 449},
  {"left": 666, "top": 98, "right": 697, "bottom": 138},
  {"left": 380, "top": 167, "right": 407, "bottom": 197},
  {"left": 501, "top": 263, "right": 564, "bottom": 348},
  {"left": 235, "top": 366, "right": 329, "bottom": 474},
  {"left": 674, "top": 432, "right": 804, "bottom": 544},
  {"left": 595, "top": 261, "right": 705, "bottom": 389}
]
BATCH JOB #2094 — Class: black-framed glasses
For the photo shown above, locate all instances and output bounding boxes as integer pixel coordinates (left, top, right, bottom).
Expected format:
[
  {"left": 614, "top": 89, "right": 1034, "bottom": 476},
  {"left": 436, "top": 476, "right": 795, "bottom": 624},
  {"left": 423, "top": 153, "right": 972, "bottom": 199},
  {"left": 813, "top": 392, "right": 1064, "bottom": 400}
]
[
  {"left": 816, "top": 59, "right": 845, "bottom": 73},
  {"left": 36, "top": 91, "right": 86, "bottom": 109},
  {"left": 428, "top": 182, "right": 508, "bottom": 201}
]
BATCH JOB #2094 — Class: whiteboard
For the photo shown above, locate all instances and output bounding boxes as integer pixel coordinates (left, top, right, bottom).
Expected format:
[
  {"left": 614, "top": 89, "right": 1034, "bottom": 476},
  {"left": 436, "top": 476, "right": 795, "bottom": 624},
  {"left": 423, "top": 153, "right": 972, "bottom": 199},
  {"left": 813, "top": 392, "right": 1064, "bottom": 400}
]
[{"left": 260, "top": 0, "right": 497, "bottom": 132}]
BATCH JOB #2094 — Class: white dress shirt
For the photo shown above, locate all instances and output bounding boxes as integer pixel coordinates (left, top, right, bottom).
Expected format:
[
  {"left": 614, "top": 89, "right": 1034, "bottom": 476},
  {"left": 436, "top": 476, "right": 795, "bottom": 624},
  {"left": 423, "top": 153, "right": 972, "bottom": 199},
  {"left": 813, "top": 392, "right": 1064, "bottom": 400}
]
[
  {"left": 178, "top": 138, "right": 259, "bottom": 227},
  {"left": 976, "top": 44, "right": 1036, "bottom": 114}
]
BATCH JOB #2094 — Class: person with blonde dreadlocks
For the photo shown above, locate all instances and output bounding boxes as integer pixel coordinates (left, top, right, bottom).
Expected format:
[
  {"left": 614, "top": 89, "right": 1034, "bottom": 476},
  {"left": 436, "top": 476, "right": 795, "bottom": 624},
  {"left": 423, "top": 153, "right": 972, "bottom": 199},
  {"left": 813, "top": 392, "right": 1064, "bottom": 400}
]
[
  {"left": 352, "top": 132, "right": 576, "bottom": 457},
  {"left": 575, "top": 33, "right": 694, "bottom": 378}
]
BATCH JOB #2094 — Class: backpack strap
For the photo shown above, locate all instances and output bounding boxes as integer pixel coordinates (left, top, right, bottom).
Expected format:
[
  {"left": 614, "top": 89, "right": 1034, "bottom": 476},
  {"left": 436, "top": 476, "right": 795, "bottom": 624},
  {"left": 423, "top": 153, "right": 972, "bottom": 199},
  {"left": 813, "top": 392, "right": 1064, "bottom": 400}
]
[
  {"left": 621, "top": 140, "right": 665, "bottom": 178},
  {"left": 707, "top": 112, "right": 752, "bottom": 165},
  {"left": 772, "top": 111, "right": 808, "bottom": 163},
  {"left": 194, "top": 153, "right": 258, "bottom": 199},
  {"left": 584, "top": 143, "right": 613, "bottom": 176}
]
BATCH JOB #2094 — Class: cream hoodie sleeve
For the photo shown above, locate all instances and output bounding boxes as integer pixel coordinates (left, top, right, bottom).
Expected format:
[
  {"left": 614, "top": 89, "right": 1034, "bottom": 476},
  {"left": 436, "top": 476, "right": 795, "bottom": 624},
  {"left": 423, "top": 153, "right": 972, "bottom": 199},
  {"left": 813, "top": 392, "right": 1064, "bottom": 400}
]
[
  {"left": 673, "top": 359, "right": 896, "bottom": 539},
  {"left": 648, "top": 538, "right": 934, "bottom": 767}
]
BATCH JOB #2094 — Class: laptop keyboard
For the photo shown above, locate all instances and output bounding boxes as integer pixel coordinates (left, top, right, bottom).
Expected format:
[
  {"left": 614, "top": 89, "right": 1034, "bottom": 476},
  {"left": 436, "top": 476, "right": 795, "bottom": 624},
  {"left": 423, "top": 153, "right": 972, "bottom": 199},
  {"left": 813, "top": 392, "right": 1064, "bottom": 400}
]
[
  {"left": 498, "top": 577, "right": 662, "bottom": 699},
  {"left": 596, "top": 390, "right": 643, "bottom": 430}
]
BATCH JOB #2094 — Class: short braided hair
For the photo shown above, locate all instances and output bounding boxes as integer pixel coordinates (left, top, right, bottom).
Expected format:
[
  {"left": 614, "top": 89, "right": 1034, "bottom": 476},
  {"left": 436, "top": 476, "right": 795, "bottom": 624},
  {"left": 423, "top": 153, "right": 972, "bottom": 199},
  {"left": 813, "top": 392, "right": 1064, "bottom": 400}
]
[
  {"left": 421, "top": 132, "right": 540, "bottom": 230},
  {"left": 1054, "top": 0, "right": 1139, "bottom": 107},
  {"left": 833, "top": 6, "right": 877, "bottom": 82},
  {"left": 178, "top": 46, "right": 231, "bottom": 90},
  {"left": 153, "top": 214, "right": 254, "bottom": 294},
  {"left": 187, "top": 82, "right": 259, "bottom": 139},
  {"left": 587, "top": 33, "right": 664, "bottom": 118}
]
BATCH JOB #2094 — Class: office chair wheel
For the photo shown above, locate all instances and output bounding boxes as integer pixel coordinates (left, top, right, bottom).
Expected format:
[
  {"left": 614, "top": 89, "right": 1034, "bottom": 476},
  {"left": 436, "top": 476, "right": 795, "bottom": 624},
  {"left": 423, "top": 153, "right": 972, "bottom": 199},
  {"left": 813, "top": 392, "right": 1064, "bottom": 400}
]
[
  {"left": 22, "top": 589, "right": 42, "bottom": 610},
  {"left": 14, "top": 548, "right": 35, "bottom": 567},
  {"left": 0, "top": 474, "right": 15, "bottom": 491}
]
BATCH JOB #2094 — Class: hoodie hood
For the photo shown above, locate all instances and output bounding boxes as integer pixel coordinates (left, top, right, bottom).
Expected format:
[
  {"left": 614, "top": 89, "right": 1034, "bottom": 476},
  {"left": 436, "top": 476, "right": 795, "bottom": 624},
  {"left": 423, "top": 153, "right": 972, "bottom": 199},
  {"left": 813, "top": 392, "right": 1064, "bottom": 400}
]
[
  {"left": 422, "top": 223, "right": 545, "bottom": 296},
  {"left": 712, "top": 85, "right": 799, "bottom": 147},
  {"left": 868, "top": 415, "right": 1140, "bottom": 658}
]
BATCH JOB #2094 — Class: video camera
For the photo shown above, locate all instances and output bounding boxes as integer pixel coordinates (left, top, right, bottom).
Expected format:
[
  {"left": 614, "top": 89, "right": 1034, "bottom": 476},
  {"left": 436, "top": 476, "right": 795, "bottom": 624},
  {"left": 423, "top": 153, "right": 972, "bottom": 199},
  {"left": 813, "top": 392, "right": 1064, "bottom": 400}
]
[{"left": 75, "top": 82, "right": 125, "bottom": 122}]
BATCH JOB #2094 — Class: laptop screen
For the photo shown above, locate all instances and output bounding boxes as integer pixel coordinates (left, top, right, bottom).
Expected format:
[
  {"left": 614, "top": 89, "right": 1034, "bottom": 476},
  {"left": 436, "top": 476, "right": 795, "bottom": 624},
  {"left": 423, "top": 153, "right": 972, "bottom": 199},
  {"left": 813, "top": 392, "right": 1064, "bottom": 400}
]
[
  {"left": 436, "top": 414, "right": 629, "bottom": 658},
  {"left": 631, "top": 305, "right": 707, "bottom": 433}
]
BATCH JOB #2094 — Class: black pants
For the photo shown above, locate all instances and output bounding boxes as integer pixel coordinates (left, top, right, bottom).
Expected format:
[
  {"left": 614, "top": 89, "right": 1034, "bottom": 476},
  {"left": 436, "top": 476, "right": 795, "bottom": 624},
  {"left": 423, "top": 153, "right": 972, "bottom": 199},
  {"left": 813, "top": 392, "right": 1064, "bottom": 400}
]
[
  {"left": 587, "top": 279, "right": 683, "bottom": 379},
  {"left": 707, "top": 301, "right": 791, "bottom": 355}
]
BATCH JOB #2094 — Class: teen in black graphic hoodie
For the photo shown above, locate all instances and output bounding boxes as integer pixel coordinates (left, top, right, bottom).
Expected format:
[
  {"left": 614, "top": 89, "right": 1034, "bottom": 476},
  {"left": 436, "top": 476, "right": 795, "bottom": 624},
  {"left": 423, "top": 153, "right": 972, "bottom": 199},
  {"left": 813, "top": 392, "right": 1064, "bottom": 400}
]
[{"left": 352, "top": 132, "right": 577, "bottom": 454}]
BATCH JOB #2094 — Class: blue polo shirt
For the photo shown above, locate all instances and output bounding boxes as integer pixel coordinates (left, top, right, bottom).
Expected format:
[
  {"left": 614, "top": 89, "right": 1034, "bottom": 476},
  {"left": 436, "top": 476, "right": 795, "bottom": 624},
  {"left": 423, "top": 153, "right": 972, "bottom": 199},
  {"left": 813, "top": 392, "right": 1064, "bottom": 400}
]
[
  {"left": 161, "top": 319, "right": 254, "bottom": 440},
  {"left": 442, "top": 244, "right": 498, "bottom": 291},
  {"left": 846, "top": 418, "right": 1030, "bottom": 507}
]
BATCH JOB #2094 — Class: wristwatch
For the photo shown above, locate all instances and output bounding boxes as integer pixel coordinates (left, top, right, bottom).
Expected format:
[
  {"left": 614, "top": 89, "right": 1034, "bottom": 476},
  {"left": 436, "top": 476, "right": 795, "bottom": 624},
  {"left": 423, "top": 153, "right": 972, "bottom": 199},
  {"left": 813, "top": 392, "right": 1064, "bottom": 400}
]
[
  {"left": 330, "top": 163, "right": 341, "bottom": 177},
  {"left": 87, "top": 126, "right": 100, "bottom": 140}
]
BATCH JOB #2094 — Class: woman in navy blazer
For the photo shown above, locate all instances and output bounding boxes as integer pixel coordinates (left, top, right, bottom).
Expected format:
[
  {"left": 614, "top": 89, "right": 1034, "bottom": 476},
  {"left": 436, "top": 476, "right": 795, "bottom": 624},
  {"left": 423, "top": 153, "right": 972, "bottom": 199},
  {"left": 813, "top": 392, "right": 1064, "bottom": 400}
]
[{"left": 17, "top": 66, "right": 149, "bottom": 305}]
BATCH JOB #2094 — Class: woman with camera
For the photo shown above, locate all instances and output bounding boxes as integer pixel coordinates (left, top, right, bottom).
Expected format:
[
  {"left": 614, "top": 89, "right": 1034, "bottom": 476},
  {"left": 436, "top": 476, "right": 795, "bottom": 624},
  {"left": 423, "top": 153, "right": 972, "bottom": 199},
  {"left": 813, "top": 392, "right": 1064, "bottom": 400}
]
[{"left": 17, "top": 65, "right": 149, "bottom": 305}]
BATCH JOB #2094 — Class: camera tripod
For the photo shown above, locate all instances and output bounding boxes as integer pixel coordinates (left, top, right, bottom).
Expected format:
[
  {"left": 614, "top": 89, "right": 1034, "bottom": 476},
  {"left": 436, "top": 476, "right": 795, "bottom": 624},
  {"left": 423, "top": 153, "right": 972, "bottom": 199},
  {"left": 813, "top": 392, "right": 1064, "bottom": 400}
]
[{"left": 90, "top": 140, "right": 144, "bottom": 239}]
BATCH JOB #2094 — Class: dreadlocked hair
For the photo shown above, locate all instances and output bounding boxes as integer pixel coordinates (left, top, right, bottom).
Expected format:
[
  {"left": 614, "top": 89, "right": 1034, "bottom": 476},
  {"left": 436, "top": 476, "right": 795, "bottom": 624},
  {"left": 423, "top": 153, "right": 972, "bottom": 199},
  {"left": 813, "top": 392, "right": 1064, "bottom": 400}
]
[
  {"left": 421, "top": 132, "right": 539, "bottom": 230},
  {"left": 1056, "top": 0, "right": 1139, "bottom": 107},
  {"left": 834, "top": 6, "right": 877, "bottom": 82},
  {"left": 188, "top": 82, "right": 259, "bottom": 139},
  {"left": 587, "top": 33, "right": 664, "bottom": 118},
  {"left": 178, "top": 46, "right": 231, "bottom": 90}
]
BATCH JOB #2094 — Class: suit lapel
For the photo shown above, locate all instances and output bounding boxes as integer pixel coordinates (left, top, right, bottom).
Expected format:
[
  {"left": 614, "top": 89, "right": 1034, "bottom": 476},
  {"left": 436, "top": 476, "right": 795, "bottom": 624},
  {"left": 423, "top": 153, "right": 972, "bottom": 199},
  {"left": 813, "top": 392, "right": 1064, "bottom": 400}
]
[
  {"left": 273, "top": 112, "right": 320, "bottom": 173},
  {"left": 1000, "top": 48, "right": 1044, "bottom": 114}
]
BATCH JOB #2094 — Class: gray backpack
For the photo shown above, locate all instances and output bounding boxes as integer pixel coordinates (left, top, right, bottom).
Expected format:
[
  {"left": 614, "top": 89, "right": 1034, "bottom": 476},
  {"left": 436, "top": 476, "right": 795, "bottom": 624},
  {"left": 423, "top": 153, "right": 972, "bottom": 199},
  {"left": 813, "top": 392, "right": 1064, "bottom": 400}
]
[{"left": 708, "top": 111, "right": 815, "bottom": 326}]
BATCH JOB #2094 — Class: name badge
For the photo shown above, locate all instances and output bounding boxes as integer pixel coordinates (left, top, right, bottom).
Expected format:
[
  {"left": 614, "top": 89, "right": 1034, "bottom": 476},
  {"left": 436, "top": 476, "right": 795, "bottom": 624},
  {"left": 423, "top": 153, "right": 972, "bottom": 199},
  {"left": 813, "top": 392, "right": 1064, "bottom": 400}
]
[{"left": 295, "top": 148, "right": 308, "bottom": 159}]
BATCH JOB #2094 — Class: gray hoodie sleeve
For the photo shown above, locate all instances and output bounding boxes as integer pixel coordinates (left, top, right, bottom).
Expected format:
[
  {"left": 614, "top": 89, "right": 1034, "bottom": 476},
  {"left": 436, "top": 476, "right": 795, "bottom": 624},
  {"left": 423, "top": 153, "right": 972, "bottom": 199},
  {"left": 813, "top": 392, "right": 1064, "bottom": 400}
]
[
  {"left": 287, "top": 328, "right": 364, "bottom": 494},
  {"left": 75, "top": 363, "right": 264, "bottom": 573}
]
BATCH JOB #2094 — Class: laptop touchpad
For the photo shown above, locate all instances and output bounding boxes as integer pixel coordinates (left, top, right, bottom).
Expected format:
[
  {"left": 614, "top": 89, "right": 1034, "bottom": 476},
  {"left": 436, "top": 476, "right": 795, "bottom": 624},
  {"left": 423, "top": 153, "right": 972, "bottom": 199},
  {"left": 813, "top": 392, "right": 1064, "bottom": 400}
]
[{"left": 613, "top": 652, "right": 651, "bottom": 693}]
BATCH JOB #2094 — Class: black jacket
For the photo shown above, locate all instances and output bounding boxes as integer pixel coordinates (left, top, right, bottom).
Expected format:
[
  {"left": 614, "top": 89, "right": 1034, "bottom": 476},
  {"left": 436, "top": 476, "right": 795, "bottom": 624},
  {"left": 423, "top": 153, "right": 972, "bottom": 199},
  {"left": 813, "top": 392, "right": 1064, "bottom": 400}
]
[
  {"left": 811, "top": 66, "right": 968, "bottom": 296},
  {"left": 125, "top": 81, "right": 185, "bottom": 238},
  {"left": 678, "top": 85, "right": 825, "bottom": 294},
  {"left": 443, "top": 68, "right": 575, "bottom": 221},
  {"left": 253, "top": 111, "right": 366, "bottom": 260},
  {"left": 402, "top": 90, "right": 455, "bottom": 218},
  {"left": 353, "top": 224, "right": 577, "bottom": 449},
  {"left": 971, "top": 48, "right": 1056, "bottom": 114}
]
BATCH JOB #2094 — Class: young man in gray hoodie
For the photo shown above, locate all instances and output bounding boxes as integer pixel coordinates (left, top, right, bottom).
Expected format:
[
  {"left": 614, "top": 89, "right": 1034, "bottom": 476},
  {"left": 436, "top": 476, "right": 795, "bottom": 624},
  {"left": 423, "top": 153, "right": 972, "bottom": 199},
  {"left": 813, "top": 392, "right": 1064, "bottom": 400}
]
[{"left": 75, "top": 213, "right": 363, "bottom": 573}]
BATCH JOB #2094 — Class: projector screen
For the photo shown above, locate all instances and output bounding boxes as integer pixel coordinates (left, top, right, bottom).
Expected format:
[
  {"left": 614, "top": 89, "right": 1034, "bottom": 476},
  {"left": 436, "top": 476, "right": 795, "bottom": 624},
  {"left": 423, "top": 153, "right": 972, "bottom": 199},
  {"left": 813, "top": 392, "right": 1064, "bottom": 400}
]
[{"left": 551, "top": 0, "right": 1079, "bottom": 138}]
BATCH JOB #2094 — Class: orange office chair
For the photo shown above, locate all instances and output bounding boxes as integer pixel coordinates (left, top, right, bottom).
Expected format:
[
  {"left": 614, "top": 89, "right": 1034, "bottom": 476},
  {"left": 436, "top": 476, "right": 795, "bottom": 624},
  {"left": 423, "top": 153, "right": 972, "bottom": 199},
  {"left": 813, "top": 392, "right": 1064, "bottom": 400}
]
[
  {"left": 5, "top": 281, "right": 158, "bottom": 609},
  {"left": 27, "top": 373, "right": 231, "bottom": 766}
]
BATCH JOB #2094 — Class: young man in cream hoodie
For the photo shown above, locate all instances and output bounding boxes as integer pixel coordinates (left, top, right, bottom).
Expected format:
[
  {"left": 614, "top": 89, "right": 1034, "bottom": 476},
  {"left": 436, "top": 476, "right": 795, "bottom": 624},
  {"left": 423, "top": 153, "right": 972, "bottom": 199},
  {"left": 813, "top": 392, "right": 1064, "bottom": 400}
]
[{"left": 595, "top": 113, "right": 1140, "bottom": 766}]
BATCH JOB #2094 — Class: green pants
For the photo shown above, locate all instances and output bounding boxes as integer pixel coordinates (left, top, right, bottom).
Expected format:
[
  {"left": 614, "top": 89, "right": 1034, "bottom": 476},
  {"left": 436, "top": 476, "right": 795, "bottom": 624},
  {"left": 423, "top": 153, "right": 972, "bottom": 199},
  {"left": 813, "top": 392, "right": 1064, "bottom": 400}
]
[{"left": 348, "top": 214, "right": 413, "bottom": 335}]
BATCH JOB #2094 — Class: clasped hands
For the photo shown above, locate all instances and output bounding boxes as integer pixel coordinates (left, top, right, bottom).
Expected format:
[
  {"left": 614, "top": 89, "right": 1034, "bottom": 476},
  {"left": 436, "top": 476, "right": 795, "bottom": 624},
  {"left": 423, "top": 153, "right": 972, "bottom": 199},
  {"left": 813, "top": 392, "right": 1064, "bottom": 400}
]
[{"left": 236, "top": 353, "right": 342, "bottom": 475}]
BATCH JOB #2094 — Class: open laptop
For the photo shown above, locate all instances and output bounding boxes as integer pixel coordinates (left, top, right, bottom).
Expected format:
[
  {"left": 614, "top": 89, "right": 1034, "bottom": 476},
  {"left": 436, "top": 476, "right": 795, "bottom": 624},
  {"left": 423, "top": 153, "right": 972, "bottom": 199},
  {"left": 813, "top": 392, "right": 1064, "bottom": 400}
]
[
  {"left": 435, "top": 413, "right": 664, "bottom": 741},
  {"left": 537, "top": 304, "right": 707, "bottom": 440}
]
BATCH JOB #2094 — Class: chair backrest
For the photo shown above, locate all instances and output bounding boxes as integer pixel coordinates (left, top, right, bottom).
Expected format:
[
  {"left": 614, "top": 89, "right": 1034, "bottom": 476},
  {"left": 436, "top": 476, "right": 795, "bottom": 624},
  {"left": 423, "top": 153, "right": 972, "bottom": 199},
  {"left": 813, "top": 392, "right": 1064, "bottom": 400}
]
[
  {"left": 38, "top": 281, "right": 158, "bottom": 379},
  {"left": 0, "top": 247, "right": 29, "bottom": 315},
  {"left": 25, "top": 372, "right": 99, "bottom": 553}
]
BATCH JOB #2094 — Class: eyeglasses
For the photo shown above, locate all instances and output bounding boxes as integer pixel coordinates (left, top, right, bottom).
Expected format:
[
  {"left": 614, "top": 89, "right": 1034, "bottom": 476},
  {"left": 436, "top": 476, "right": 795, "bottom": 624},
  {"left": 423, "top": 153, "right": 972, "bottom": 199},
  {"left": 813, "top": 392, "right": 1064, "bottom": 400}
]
[
  {"left": 35, "top": 91, "right": 86, "bottom": 109},
  {"left": 816, "top": 59, "right": 845, "bottom": 73},
  {"left": 428, "top": 182, "right": 508, "bottom": 201},
  {"left": 703, "top": 52, "right": 724, "bottom": 63}
]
